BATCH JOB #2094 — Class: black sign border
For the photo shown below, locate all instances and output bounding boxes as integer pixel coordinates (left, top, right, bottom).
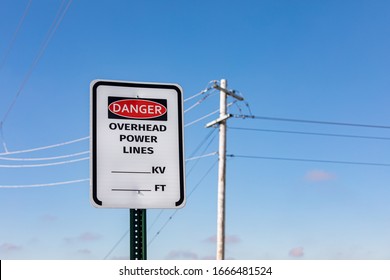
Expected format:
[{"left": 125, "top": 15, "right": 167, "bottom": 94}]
[{"left": 91, "top": 80, "right": 185, "bottom": 208}]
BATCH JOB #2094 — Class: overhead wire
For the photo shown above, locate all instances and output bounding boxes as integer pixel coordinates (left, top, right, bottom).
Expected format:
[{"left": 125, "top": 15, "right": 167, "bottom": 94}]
[
  {"left": 184, "top": 102, "right": 236, "bottom": 128},
  {"left": 231, "top": 89, "right": 252, "bottom": 116},
  {"left": 147, "top": 210, "right": 164, "bottom": 233},
  {"left": 183, "top": 80, "right": 217, "bottom": 103},
  {"left": 185, "top": 152, "right": 218, "bottom": 162},
  {"left": 186, "top": 132, "right": 218, "bottom": 178},
  {"left": 0, "top": 0, "right": 33, "bottom": 73},
  {"left": 0, "top": 156, "right": 88, "bottom": 168},
  {"left": 1, "top": 0, "right": 73, "bottom": 124},
  {"left": 232, "top": 114, "right": 390, "bottom": 129},
  {"left": 0, "top": 150, "right": 89, "bottom": 161},
  {"left": 103, "top": 228, "right": 130, "bottom": 260},
  {"left": 186, "top": 158, "right": 219, "bottom": 198},
  {"left": 0, "top": 123, "right": 8, "bottom": 153},
  {"left": 227, "top": 154, "right": 390, "bottom": 167},
  {"left": 187, "top": 128, "right": 216, "bottom": 158},
  {"left": 184, "top": 89, "right": 217, "bottom": 113},
  {"left": 0, "top": 136, "right": 89, "bottom": 156},
  {"left": 147, "top": 210, "right": 178, "bottom": 247},
  {"left": 229, "top": 127, "right": 390, "bottom": 141},
  {"left": 184, "top": 108, "right": 220, "bottom": 127},
  {"left": 0, "top": 178, "right": 89, "bottom": 189}
]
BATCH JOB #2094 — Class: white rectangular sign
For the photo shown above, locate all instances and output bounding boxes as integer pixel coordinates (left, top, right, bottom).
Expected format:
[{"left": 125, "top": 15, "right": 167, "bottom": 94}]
[{"left": 91, "top": 80, "right": 185, "bottom": 208}]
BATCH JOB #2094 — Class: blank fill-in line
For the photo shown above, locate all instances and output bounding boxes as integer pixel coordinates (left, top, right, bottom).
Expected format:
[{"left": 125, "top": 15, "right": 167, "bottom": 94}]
[
  {"left": 111, "top": 171, "right": 151, "bottom": 174},
  {"left": 111, "top": 188, "right": 151, "bottom": 192}
]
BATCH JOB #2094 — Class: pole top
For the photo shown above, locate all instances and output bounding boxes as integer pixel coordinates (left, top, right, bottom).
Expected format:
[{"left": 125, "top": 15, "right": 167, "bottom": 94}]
[{"left": 213, "top": 83, "right": 244, "bottom": 101}]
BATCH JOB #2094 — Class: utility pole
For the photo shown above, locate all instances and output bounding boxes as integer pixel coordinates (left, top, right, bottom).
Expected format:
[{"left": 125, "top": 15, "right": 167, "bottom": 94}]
[
  {"left": 216, "top": 79, "right": 227, "bottom": 260},
  {"left": 206, "top": 79, "right": 243, "bottom": 260}
]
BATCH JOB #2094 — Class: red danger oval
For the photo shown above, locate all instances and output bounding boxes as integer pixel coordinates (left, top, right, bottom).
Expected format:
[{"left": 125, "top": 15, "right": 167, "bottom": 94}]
[{"left": 108, "top": 99, "right": 167, "bottom": 119}]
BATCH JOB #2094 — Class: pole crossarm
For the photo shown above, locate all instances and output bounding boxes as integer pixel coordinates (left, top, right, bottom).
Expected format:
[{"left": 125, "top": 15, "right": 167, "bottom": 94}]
[
  {"left": 205, "top": 114, "right": 231, "bottom": 128},
  {"left": 213, "top": 83, "right": 244, "bottom": 101}
]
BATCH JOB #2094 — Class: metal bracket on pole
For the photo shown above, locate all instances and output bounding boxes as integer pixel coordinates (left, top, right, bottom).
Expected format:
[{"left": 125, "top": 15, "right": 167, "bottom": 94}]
[{"left": 130, "top": 209, "right": 147, "bottom": 260}]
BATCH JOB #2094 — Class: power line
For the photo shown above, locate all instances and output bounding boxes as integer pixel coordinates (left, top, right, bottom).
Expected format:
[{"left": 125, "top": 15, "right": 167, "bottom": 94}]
[
  {"left": 186, "top": 129, "right": 217, "bottom": 178},
  {"left": 185, "top": 108, "right": 220, "bottom": 127},
  {"left": 232, "top": 114, "right": 390, "bottom": 129},
  {"left": 185, "top": 102, "right": 236, "bottom": 128},
  {"left": 186, "top": 159, "right": 218, "bottom": 198},
  {"left": 184, "top": 80, "right": 217, "bottom": 102},
  {"left": 0, "top": 136, "right": 89, "bottom": 156},
  {"left": 0, "top": 178, "right": 89, "bottom": 188},
  {"left": 227, "top": 154, "right": 390, "bottom": 167},
  {"left": 0, "top": 151, "right": 89, "bottom": 161},
  {"left": 0, "top": 123, "right": 8, "bottom": 153},
  {"left": 184, "top": 89, "right": 217, "bottom": 113},
  {"left": 187, "top": 128, "right": 216, "bottom": 158},
  {"left": 185, "top": 152, "right": 217, "bottom": 162},
  {"left": 148, "top": 210, "right": 164, "bottom": 232},
  {"left": 0, "top": 156, "right": 88, "bottom": 168},
  {"left": 0, "top": 0, "right": 33, "bottom": 73},
  {"left": 147, "top": 210, "right": 178, "bottom": 247},
  {"left": 1, "top": 0, "right": 73, "bottom": 124},
  {"left": 229, "top": 127, "right": 390, "bottom": 141},
  {"left": 103, "top": 228, "right": 130, "bottom": 260}
]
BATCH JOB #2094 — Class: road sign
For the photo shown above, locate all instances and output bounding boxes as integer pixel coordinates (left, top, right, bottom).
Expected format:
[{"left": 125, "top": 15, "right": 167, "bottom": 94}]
[{"left": 91, "top": 80, "right": 185, "bottom": 208}]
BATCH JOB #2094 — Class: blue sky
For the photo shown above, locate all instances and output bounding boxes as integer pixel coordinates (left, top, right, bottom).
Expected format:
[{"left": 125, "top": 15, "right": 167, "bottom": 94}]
[{"left": 0, "top": 0, "right": 390, "bottom": 260}]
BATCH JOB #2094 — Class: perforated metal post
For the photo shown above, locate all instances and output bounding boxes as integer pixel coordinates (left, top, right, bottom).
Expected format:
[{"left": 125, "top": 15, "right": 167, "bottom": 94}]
[{"left": 130, "top": 209, "right": 147, "bottom": 260}]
